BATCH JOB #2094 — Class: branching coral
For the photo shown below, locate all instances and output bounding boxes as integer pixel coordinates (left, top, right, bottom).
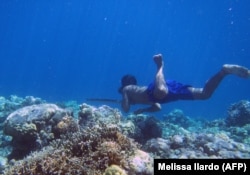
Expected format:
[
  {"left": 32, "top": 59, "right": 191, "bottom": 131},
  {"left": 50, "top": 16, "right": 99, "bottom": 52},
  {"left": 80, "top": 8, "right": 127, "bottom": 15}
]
[{"left": 4, "top": 124, "right": 140, "bottom": 175}]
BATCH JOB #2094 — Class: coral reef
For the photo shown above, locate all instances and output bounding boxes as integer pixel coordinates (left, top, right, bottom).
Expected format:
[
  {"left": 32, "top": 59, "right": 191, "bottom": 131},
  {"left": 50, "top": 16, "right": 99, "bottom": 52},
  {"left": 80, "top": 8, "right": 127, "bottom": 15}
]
[
  {"left": 143, "top": 132, "right": 250, "bottom": 158},
  {"left": 56, "top": 100, "right": 79, "bottom": 118},
  {"left": 0, "top": 95, "right": 43, "bottom": 125},
  {"left": 4, "top": 124, "right": 143, "bottom": 175},
  {"left": 128, "top": 150, "right": 153, "bottom": 174},
  {"left": 0, "top": 156, "right": 7, "bottom": 173},
  {"left": 3, "top": 103, "right": 154, "bottom": 175},
  {"left": 103, "top": 165, "right": 127, "bottom": 175},
  {"left": 143, "top": 138, "right": 170, "bottom": 156},
  {"left": 163, "top": 109, "right": 194, "bottom": 128},
  {"left": 78, "top": 103, "right": 121, "bottom": 128},
  {"left": 226, "top": 100, "right": 250, "bottom": 126},
  {"left": 1, "top": 96, "right": 250, "bottom": 174},
  {"left": 141, "top": 106, "right": 250, "bottom": 159},
  {"left": 125, "top": 114, "right": 162, "bottom": 143},
  {"left": 3, "top": 103, "right": 78, "bottom": 160},
  {"left": 118, "top": 120, "right": 136, "bottom": 138}
]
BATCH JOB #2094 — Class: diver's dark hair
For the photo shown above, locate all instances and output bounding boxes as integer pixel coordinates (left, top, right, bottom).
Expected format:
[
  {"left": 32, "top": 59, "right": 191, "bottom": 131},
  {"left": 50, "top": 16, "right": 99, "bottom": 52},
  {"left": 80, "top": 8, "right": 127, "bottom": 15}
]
[{"left": 118, "top": 74, "right": 137, "bottom": 93}]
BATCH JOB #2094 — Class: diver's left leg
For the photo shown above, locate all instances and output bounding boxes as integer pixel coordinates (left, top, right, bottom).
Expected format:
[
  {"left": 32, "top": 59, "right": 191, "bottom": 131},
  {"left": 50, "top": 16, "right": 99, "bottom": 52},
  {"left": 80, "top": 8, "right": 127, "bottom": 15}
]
[
  {"left": 222, "top": 64, "right": 250, "bottom": 78},
  {"left": 189, "top": 70, "right": 225, "bottom": 99},
  {"left": 189, "top": 64, "right": 250, "bottom": 100}
]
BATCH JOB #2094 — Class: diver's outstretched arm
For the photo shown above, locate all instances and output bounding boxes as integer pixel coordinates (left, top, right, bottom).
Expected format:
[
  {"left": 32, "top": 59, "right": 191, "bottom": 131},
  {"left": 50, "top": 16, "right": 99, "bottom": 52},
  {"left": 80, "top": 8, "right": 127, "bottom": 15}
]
[{"left": 134, "top": 103, "right": 161, "bottom": 114}]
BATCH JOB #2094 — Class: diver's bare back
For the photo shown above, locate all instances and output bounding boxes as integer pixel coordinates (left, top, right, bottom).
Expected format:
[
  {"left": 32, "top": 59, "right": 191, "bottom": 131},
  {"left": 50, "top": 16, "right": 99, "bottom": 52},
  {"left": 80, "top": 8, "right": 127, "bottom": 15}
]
[{"left": 123, "top": 85, "right": 152, "bottom": 104}]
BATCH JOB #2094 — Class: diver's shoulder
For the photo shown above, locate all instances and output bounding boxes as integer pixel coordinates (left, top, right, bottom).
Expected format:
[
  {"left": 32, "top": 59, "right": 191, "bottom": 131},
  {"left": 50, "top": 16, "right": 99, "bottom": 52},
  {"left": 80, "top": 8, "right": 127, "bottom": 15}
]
[{"left": 123, "top": 85, "right": 147, "bottom": 92}]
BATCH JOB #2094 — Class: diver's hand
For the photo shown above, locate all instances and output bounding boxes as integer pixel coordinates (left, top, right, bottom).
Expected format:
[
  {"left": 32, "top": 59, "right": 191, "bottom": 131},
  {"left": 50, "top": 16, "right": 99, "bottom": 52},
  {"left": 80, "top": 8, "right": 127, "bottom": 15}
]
[
  {"left": 133, "top": 108, "right": 145, "bottom": 115},
  {"left": 133, "top": 104, "right": 161, "bottom": 114}
]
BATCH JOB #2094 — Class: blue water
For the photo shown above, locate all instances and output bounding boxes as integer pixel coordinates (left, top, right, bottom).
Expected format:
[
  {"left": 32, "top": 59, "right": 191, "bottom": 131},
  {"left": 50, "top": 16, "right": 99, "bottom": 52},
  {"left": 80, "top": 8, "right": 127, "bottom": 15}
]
[{"left": 0, "top": 0, "right": 250, "bottom": 120}]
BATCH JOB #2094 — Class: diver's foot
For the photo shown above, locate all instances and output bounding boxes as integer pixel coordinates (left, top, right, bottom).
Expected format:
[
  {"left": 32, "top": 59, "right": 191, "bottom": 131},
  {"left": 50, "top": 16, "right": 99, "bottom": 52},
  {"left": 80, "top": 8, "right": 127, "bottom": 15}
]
[
  {"left": 222, "top": 64, "right": 250, "bottom": 78},
  {"left": 153, "top": 54, "right": 163, "bottom": 69}
]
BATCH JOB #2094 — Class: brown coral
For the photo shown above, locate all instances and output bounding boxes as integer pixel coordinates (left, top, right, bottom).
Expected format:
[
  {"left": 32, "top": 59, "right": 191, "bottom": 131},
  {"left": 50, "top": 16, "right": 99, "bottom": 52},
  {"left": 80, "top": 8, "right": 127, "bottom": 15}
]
[
  {"left": 4, "top": 124, "right": 139, "bottom": 175},
  {"left": 53, "top": 116, "right": 79, "bottom": 137},
  {"left": 103, "top": 165, "right": 127, "bottom": 175}
]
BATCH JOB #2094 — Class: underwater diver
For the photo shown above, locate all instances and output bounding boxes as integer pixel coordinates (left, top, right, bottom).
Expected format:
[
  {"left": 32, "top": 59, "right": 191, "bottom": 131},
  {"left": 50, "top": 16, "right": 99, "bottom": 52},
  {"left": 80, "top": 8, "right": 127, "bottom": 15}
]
[{"left": 118, "top": 54, "right": 250, "bottom": 114}]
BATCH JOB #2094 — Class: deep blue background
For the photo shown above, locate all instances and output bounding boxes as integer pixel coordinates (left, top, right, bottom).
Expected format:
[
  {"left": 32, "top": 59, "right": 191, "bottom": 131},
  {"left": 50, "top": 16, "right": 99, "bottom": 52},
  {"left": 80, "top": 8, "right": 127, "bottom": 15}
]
[{"left": 0, "top": 0, "right": 250, "bottom": 119}]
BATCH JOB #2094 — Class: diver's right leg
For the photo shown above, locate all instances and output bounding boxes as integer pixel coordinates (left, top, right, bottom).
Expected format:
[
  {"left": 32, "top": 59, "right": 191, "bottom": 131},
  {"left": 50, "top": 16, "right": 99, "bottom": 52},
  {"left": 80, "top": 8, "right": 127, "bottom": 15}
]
[{"left": 153, "top": 54, "right": 168, "bottom": 99}]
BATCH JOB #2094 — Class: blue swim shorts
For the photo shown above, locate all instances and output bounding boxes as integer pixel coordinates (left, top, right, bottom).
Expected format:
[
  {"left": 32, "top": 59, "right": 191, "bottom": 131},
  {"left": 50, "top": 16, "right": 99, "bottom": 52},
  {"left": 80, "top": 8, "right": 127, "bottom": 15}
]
[{"left": 147, "top": 80, "right": 194, "bottom": 104}]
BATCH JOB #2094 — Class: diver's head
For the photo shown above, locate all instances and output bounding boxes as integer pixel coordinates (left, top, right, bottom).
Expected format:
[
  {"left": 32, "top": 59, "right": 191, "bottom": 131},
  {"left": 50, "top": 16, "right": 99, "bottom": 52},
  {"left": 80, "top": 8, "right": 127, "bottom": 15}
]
[{"left": 118, "top": 74, "right": 137, "bottom": 93}]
